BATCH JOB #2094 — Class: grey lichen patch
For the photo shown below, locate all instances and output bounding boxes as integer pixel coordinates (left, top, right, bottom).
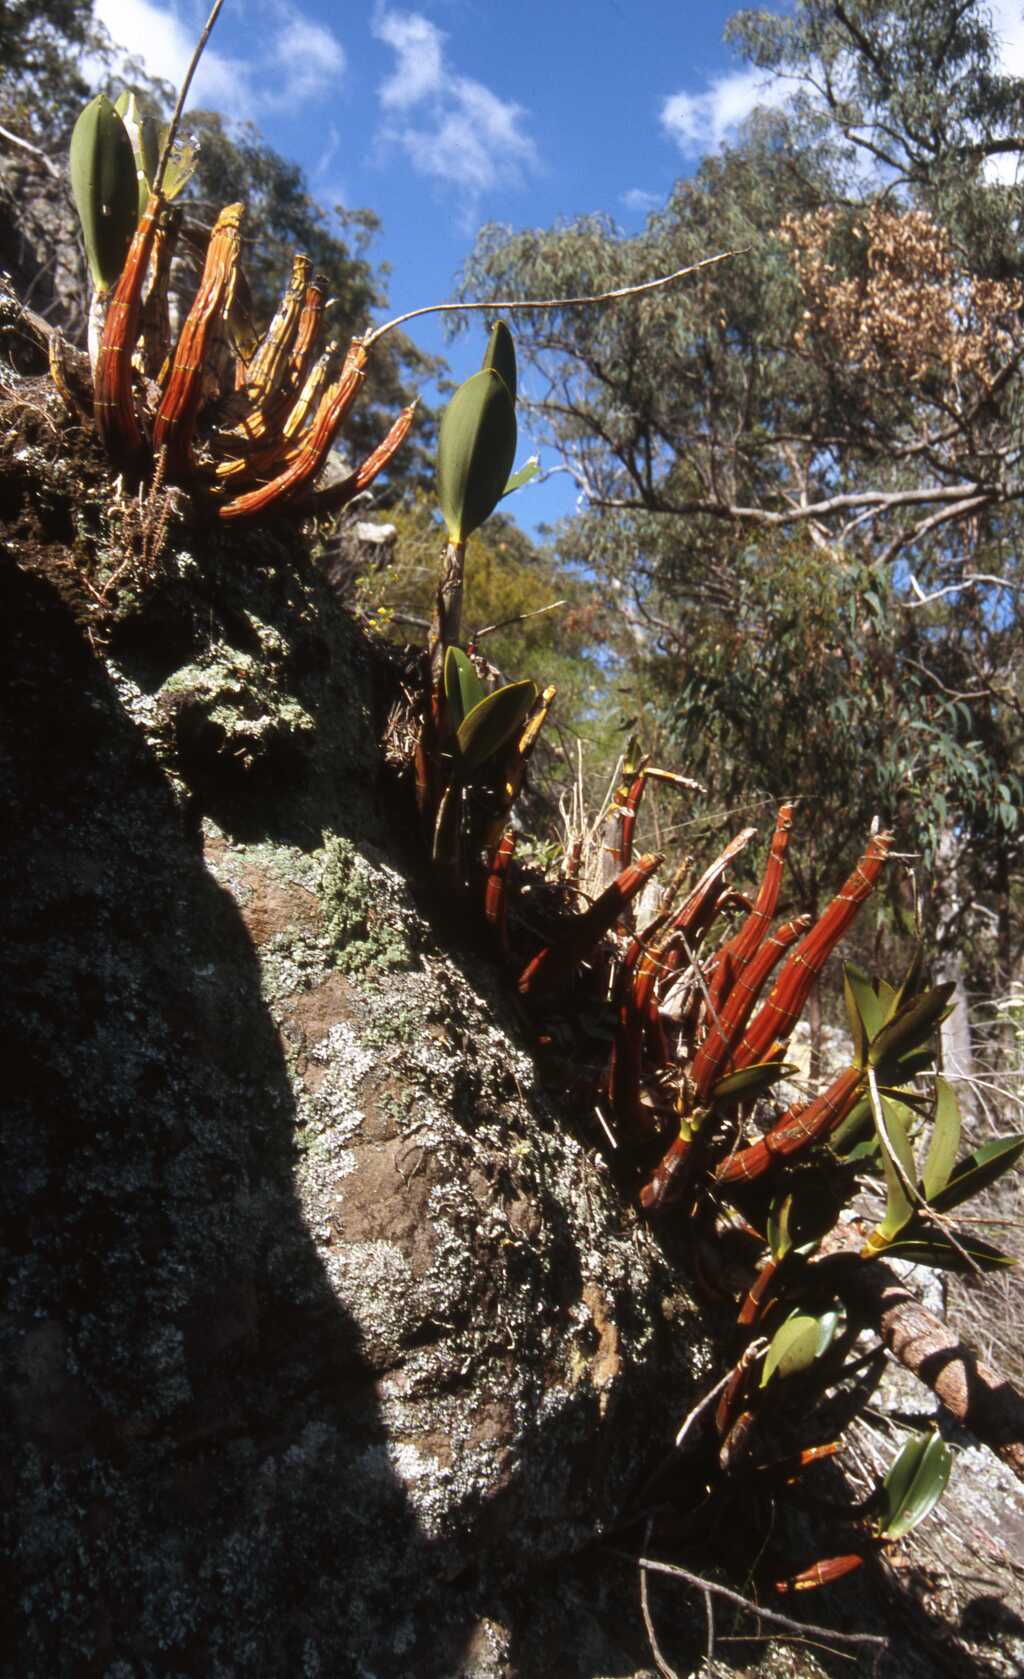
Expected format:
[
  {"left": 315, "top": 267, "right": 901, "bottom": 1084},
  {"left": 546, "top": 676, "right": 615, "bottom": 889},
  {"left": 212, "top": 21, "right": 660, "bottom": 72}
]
[
  {"left": 158, "top": 645, "right": 315, "bottom": 766},
  {"left": 279, "top": 886, "right": 707, "bottom": 1572},
  {"left": 319, "top": 834, "right": 422, "bottom": 973}
]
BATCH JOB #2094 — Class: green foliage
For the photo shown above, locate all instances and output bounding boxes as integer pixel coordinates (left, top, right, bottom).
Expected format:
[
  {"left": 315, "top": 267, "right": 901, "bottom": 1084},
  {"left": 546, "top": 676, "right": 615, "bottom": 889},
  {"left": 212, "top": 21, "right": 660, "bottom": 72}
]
[
  {"left": 437, "top": 324, "right": 519, "bottom": 543},
  {"left": 0, "top": 0, "right": 99, "bottom": 143},
  {"left": 113, "top": 90, "right": 158, "bottom": 213},
  {"left": 712, "top": 1060, "right": 796, "bottom": 1101},
  {"left": 856, "top": 1051, "right": 1022, "bottom": 1263},
  {"left": 928, "top": 1134, "right": 1024, "bottom": 1213},
  {"left": 443, "top": 646, "right": 488, "bottom": 733},
  {"left": 352, "top": 492, "right": 604, "bottom": 752},
  {"left": 872, "top": 1096, "right": 917, "bottom": 1246},
  {"left": 481, "top": 318, "right": 517, "bottom": 405},
  {"left": 452, "top": 679, "right": 538, "bottom": 778},
  {"left": 766, "top": 1174, "right": 841, "bottom": 1259},
  {"left": 877, "top": 1431, "right": 953, "bottom": 1541},
  {"left": 761, "top": 1307, "right": 839, "bottom": 1385},
  {"left": 437, "top": 368, "right": 518, "bottom": 544},
  {"left": 69, "top": 93, "right": 138, "bottom": 291},
  {"left": 921, "top": 1077, "right": 962, "bottom": 1200},
  {"left": 728, "top": 0, "right": 1024, "bottom": 268}
]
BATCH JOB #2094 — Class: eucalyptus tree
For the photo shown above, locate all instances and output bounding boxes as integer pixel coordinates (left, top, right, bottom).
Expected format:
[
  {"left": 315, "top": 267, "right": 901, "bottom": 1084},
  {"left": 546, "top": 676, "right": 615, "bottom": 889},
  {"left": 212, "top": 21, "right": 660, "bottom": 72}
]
[{"left": 458, "top": 0, "right": 1024, "bottom": 1001}]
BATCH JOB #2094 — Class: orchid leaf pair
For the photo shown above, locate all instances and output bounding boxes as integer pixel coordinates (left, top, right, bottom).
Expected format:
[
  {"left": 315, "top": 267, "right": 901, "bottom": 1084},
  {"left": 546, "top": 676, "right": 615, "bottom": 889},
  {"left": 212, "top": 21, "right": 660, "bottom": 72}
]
[
  {"left": 443, "top": 647, "right": 537, "bottom": 780},
  {"left": 863, "top": 1073, "right": 1023, "bottom": 1266},
  {"left": 436, "top": 322, "right": 536, "bottom": 544},
  {"left": 70, "top": 92, "right": 197, "bottom": 293},
  {"left": 877, "top": 1431, "right": 952, "bottom": 1542},
  {"left": 843, "top": 956, "right": 954, "bottom": 1084}
]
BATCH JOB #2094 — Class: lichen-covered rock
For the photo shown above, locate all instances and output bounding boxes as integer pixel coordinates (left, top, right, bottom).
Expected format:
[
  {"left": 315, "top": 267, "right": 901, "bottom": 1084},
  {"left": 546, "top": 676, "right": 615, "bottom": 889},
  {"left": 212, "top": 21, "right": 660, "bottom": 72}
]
[
  {"left": 5, "top": 414, "right": 1017, "bottom": 1679},
  {"left": 0, "top": 463, "right": 710, "bottom": 1679}
]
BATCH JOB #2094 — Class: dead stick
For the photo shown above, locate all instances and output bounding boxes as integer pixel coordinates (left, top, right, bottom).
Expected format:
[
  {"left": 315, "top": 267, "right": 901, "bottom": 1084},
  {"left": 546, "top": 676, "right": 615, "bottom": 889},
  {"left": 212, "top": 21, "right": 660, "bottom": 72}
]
[
  {"left": 153, "top": 0, "right": 226, "bottom": 196},
  {"left": 610, "top": 1552, "right": 887, "bottom": 1654},
  {"left": 362, "top": 251, "right": 743, "bottom": 350}
]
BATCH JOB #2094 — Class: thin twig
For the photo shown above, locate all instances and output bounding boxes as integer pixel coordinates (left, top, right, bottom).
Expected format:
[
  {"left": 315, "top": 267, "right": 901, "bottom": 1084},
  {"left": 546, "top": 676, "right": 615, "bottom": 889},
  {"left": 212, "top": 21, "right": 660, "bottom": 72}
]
[
  {"left": 639, "top": 1516, "right": 681, "bottom": 1679},
  {"left": 675, "top": 1342, "right": 767, "bottom": 1450},
  {"left": 361, "top": 250, "right": 743, "bottom": 349},
  {"left": 0, "top": 124, "right": 58, "bottom": 176},
  {"left": 471, "top": 599, "right": 566, "bottom": 641},
  {"left": 610, "top": 1552, "right": 888, "bottom": 1654},
  {"left": 703, "top": 1588, "right": 716, "bottom": 1677},
  {"left": 152, "top": 0, "right": 226, "bottom": 197},
  {"left": 906, "top": 570, "right": 1015, "bottom": 606}
]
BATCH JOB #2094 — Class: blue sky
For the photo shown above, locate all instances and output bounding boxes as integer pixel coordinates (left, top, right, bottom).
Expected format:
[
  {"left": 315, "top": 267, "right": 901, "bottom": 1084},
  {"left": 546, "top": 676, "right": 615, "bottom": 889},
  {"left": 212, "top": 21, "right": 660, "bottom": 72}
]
[
  {"left": 87, "top": 0, "right": 1024, "bottom": 532},
  {"left": 89, "top": 0, "right": 782, "bottom": 529}
]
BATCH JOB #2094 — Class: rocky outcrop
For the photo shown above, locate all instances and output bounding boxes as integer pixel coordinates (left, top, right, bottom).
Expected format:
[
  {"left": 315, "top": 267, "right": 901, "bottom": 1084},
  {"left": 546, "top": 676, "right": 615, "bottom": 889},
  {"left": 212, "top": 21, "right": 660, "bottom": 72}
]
[
  {"left": 3, "top": 398, "right": 1023, "bottom": 1678},
  {"left": 0, "top": 426, "right": 709, "bottom": 1678}
]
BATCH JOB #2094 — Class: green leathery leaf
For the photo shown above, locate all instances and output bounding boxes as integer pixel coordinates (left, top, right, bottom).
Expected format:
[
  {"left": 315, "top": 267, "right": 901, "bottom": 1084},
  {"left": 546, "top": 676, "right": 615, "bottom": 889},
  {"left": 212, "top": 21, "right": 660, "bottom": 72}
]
[
  {"left": 760, "top": 1308, "right": 837, "bottom": 1386},
  {"left": 814, "top": 1307, "right": 841, "bottom": 1357},
  {"left": 437, "top": 368, "right": 518, "bottom": 543},
  {"left": 874, "top": 1045, "right": 937, "bottom": 1085},
  {"left": 927, "top": 1134, "right": 1024, "bottom": 1213},
  {"left": 879, "top": 1432, "right": 930, "bottom": 1533},
  {"left": 862, "top": 1098, "right": 916, "bottom": 1253},
  {"left": 69, "top": 95, "right": 139, "bottom": 292},
  {"left": 502, "top": 455, "right": 540, "bottom": 497},
  {"left": 443, "top": 646, "right": 486, "bottom": 735},
  {"left": 876, "top": 978, "right": 898, "bottom": 1017},
  {"left": 114, "top": 90, "right": 160, "bottom": 213},
  {"left": 844, "top": 963, "right": 885, "bottom": 1061},
  {"left": 879, "top": 1230, "right": 1015, "bottom": 1273},
  {"left": 766, "top": 1194, "right": 791, "bottom": 1260},
  {"left": 921, "top": 1078, "right": 962, "bottom": 1201},
  {"left": 774, "top": 1171, "right": 842, "bottom": 1256},
  {"left": 877, "top": 1085, "right": 932, "bottom": 1120},
  {"left": 869, "top": 984, "right": 956, "bottom": 1069},
  {"left": 767, "top": 1184, "right": 831, "bottom": 1261},
  {"left": 156, "top": 124, "right": 199, "bottom": 202},
  {"left": 828, "top": 1094, "right": 874, "bottom": 1157},
  {"left": 481, "top": 319, "right": 516, "bottom": 405},
  {"left": 453, "top": 679, "right": 538, "bottom": 777},
  {"left": 879, "top": 1432, "right": 952, "bottom": 1541},
  {"left": 711, "top": 1060, "right": 796, "bottom": 1101}
]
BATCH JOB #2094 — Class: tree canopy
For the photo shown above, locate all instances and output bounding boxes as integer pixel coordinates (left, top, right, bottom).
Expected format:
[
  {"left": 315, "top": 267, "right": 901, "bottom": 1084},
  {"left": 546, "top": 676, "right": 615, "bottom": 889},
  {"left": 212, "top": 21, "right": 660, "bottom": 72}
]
[{"left": 457, "top": 0, "right": 1024, "bottom": 990}]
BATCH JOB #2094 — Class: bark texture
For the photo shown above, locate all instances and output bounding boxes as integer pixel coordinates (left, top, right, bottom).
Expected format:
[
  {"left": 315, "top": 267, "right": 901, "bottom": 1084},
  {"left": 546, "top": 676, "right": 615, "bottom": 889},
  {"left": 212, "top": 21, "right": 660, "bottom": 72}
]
[{"left": 843, "top": 1258, "right": 1024, "bottom": 1483}]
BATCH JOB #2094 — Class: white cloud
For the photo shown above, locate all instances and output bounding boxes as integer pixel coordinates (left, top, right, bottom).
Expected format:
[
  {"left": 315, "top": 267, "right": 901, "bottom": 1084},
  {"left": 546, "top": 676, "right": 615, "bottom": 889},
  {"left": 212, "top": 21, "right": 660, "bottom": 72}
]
[
  {"left": 376, "top": 9, "right": 444, "bottom": 108},
  {"left": 93, "top": 0, "right": 344, "bottom": 119},
  {"left": 622, "top": 187, "right": 662, "bottom": 214},
  {"left": 372, "top": 7, "right": 537, "bottom": 200},
  {"left": 660, "top": 66, "right": 789, "bottom": 156},
  {"left": 269, "top": 11, "right": 345, "bottom": 109},
  {"left": 94, "top": 0, "right": 247, "bottom": 108}
]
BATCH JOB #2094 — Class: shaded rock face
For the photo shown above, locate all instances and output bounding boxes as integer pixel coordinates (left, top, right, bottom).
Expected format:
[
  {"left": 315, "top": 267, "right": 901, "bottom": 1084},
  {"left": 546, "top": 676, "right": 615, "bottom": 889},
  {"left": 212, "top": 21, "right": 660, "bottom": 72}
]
[
  {"left": 0, "top": 153, "right": 89, "bottom": 352},
  {"left": 1, "top": 461, "right": 708, "bottom": 1678}
]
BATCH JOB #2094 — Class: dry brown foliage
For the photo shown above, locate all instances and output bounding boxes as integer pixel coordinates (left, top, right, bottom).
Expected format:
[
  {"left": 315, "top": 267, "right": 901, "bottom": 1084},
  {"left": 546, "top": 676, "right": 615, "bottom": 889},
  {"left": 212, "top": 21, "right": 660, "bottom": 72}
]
[{"left": 781, "top": 204, "right": 1024, "bottom": 396}]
